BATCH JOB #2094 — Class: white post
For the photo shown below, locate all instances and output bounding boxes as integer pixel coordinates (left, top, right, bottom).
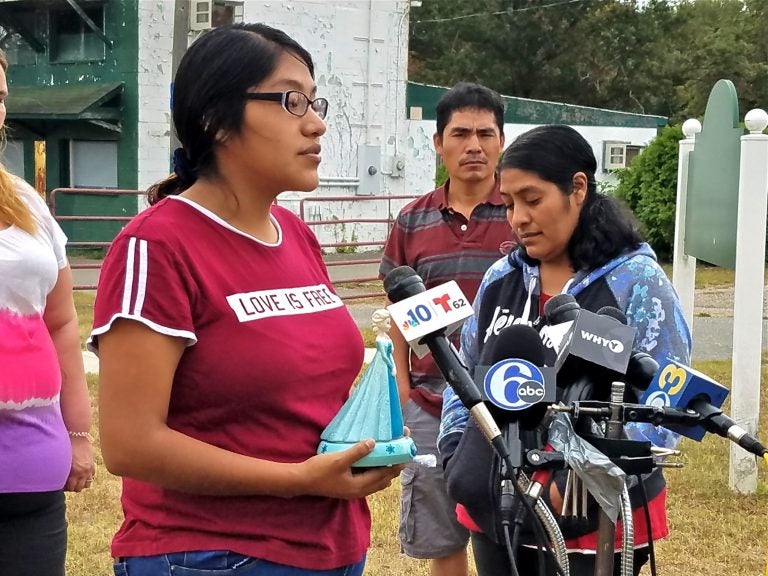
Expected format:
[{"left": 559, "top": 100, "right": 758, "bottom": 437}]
[
  {"left": 672, "top": 119, "right": 701, "bottom": 330},
  {"left": 730, "top": 108, "right": 768, "bottom": 493}
]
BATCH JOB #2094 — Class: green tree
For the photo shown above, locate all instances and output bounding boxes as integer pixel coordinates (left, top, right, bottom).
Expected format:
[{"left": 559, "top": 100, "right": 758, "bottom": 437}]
[
  {"left": 614, "top": 124, "right": 683, "bottom": 260},
  {"left": 409, "top": 0, "right": 597, "bottom": 100},
  {"left": 674, "top": 0, "right": 768, "bottom": 120},
  {"left": 563, "top": 0, "right": 683, "bottom": 116},
  {"left": 408, "top": 0, "right": 767, "bottom": 122}
]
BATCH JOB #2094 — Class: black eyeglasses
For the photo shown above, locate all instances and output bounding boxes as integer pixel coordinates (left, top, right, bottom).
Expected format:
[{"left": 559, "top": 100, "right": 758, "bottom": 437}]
[{"left": 244, "top": 90, "right": 329, "bottom": 120}]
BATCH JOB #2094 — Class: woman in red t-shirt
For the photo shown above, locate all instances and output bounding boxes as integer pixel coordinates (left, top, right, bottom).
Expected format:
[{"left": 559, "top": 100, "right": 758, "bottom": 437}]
[{"left": 90, "top": 23, "right": 402, "bottom": 576}]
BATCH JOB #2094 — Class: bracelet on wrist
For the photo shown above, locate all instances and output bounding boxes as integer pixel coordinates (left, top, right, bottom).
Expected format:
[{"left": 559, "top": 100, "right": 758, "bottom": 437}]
[{"left": 67, "top": 430, "right": 94, "bottom": 443}]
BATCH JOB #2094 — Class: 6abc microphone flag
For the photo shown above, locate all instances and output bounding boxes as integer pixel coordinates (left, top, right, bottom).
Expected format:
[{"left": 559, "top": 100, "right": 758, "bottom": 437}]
[{"left": 483, "top": 357, "right": 550, "bottom": 412}]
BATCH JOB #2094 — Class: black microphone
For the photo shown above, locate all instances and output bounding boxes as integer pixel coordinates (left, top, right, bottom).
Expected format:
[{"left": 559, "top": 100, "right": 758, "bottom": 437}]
[
  {"left": 543, "top": 293, "right": 580, "bottom": 325},
  {"left": 595, "top": 305, "right": 627, "bottom": 324},
  {"left": 554, "top": 305, "right": 636, "bottom": 401},
  {"left": 485, "top": 324, "right": 555, "bottom": 431},
  {"left": 383, "top": 265, "right": 426, "bottom": 304},
  {"left": 481, "top": 324, "right": 555, "bottom": 531},
  {"left": 539, "top": 293, "right": 580, "bottom": 352},
  {"left": 383, "top": 266, "right": 509, "bottom": 460},
  {"left": 624, "top": 352, "right": 659, "bottom": 403},
  {"left": 690, "top": 401, "right": 767, "bottom": 457}
]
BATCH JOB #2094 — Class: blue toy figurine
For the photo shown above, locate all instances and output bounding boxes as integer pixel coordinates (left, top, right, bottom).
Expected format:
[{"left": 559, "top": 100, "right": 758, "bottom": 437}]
[{"left": 318, "top": 309, "right": 417, "bottom": 467}]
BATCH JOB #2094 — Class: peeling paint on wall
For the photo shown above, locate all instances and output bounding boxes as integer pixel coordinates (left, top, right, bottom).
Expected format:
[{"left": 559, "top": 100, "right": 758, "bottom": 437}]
[
  {"left": 137, "top": 1, "right": 174, "bottom": 192},
  {"left": 244, "top": 0, "right": 413, "bottom": 246}
]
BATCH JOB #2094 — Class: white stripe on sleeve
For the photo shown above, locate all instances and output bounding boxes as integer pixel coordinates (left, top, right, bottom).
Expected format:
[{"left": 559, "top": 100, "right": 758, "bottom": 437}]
[
  {"left": 121, "top": 237, "right": 137, "bottom": 314},
  {"left": 133, "top": 239, "right": 148, "bottom": 315}
]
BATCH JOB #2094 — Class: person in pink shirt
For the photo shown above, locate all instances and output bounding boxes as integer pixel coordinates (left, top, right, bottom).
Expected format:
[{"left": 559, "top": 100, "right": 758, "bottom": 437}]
[{"left": 0, "top": 49, "right": 95, "bottom": 576}]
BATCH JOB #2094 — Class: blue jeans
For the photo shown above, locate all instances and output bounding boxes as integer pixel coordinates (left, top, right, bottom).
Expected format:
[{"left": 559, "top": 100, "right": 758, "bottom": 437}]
[{"left": 113, "top": 551, "right": 366, "bottom": 576}]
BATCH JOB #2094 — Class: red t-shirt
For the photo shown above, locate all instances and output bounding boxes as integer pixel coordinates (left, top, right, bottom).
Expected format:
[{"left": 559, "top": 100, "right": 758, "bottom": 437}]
[{"left": 90, "top": 197, "right": 368, "bottom": 569}]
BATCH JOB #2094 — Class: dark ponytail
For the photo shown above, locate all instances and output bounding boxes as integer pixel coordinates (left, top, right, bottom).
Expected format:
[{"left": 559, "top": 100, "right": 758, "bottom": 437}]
[
  {"left": 146, "top": 23, "right": 314, "bottom": 205},
  {"left": 567, "top": 191, "right": 643, "bottom": 271},
  {"left": 147, "top": 148, "right": 198, "bottom": 204}
]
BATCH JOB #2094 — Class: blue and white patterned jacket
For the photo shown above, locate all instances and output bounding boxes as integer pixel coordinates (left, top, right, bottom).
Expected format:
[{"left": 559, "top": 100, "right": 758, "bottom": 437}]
[{"left": 437, "top": 243, "right": 692, "bottom": 541}]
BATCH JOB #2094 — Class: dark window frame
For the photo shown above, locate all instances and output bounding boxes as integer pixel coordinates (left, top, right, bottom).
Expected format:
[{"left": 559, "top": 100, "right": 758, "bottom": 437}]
[{"left": 49, "top": 4, "right": 106, "bottom": 64}]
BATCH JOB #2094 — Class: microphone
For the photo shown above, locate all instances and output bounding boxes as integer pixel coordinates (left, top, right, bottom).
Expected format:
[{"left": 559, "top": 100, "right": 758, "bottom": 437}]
[
  {"left": 481, "top": 324, "right": 557, "bottom": 530},
  {"left": 539, "top": 293, "right": 580, "bottom": 353},
  {"left": 542, "top": 293, "right": 581, "bottom": 325},
  {"left": 483, "top": 324, "right": 556, "bottom": 431},
  {"left": 554, "top": 305, "right": 636, "bottom": 400},
  {"left": 625, "top": 352, "right": 658, "bottom": 389},
  {"left": 642, "top": 360, "right": 767, "bottom": 457},
  {"left": 383, "top": 266, "right": 509, "bottom": 460},
  {"left": 595, "top": 305, "right": 627, "bottom": 324},
  {"left": 384, "top": 266, "right": 473, "bottom": 359},
  {"left": 623, "top": 351, "right": 659, "bottom": 403}
]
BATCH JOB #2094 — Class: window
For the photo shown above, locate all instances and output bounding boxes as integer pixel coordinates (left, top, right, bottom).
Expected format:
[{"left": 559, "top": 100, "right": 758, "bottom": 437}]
[
  {"left": 70, "top": 141, "right": 118, "bottom": 188},
  {"left": 50, "top": 6, "right": 105, "bottom": 63},
  {"left": 212, "top": 1, "right": 244, "bottom": 27},
  {"left": 190, "top": 1, "right": 244, "bottom": 31},
  {"left": 603, "top": 141, "right": 644, "bottom": 171},
  {"left": 0, "top": 11, "right": 38, "bottom": 66},
  {"left": 1, "top": 32, "right": 36, "bottom": 66},
  {"left": 2, "top": 140, "right": 26, "bottom": 179},
  {"left": 625, "top": 145, "right": 642, "bottom": 166}
]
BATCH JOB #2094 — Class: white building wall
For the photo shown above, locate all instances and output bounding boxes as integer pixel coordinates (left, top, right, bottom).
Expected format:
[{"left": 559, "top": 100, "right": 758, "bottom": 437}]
[
  {"left": 137, "top": 1, "right": 174, "bottom": 195},
  {"left": 132, "top": 2, "right": 660, "bottom": 253},
  {"left": 246, "top": 0, "right": 412, "bottom": 248},
  {"left": 405, "top": 120, "right": 660, "bottom": 197}
]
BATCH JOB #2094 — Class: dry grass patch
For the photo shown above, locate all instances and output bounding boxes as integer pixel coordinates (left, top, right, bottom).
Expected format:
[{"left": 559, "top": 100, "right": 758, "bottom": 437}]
[
  {"left": 65, "top": 374, "right": 122, "bottom": 576},
  {"left": 651, "top": 359, "right": 768, "bottom": 576},
  {"left": 73, "top": 291, "right": 95, "bottom": 347}
]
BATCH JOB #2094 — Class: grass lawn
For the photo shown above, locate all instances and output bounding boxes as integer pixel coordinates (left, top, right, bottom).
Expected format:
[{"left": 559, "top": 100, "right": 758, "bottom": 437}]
[
  {"left": 658, "top": 262, "right": 744, "bottom": 289},
  {"left": 73, "top": 291, "right": 95, "bottom": 346},
  {"left": 67, "top": 282, "right": 767, "bottom": 576}
]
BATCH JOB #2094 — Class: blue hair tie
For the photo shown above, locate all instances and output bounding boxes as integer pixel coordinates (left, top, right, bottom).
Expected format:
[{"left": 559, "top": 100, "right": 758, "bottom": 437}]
[{"left": 173, "top": 147, "right": 198, "bottom": 185}]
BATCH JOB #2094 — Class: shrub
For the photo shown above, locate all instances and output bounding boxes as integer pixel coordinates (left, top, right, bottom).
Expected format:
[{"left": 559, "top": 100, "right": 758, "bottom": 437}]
[
  {"left": 435, "top": 162, "right": 449, "bottom": 187},
  {"left": 615, "top": 124, "right": 683, "bottom": 261}
]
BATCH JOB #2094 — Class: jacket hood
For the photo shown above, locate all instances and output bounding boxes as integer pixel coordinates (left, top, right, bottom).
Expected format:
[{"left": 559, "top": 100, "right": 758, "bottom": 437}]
[{"left": 507, "top": 242, "right": 658, "bottom": 308}]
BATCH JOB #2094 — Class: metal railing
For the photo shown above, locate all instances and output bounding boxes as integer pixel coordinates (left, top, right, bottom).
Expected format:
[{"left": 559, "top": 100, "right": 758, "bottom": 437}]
[
  {"left": 292, "top": 194, "right": 419, "bottom": 299},
  {"left": 50, "top": 188, "right": 145, "bottom": 290},
  {"left": 51, "top": 188, "right": 419, "bottom": 299}
]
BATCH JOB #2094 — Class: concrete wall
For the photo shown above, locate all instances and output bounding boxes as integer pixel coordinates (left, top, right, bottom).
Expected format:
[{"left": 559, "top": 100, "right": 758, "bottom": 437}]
[
  {"left": 247, "top": 0, "right": 412, "bottom": 249},
  {"left": 137, "top": 1, "right": 175, "bottom": 194}
]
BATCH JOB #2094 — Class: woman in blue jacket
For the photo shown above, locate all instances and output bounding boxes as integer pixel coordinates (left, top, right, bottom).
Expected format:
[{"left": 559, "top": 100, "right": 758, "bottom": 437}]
[{"left": 439, "top": 125, "right": 691, "bottom": 576}]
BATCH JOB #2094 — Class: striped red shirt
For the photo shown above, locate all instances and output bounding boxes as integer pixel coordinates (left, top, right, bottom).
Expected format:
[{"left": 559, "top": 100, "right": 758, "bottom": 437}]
[{"left": 380, "top": 179, "right": 517, "bottom": 415}]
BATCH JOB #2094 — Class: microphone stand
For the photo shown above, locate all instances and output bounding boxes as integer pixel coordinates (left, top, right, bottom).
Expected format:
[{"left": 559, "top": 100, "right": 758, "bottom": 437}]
[
  {"left": 552, "top": 394, "right": 703, "bottom": 576},
  {"left": 500, "top": 421, "right": 573, "bottom": 576},
  {"left": 499, "top": 421, "right": 524, "bottom": 576},
  {"left": 595, "top": 382, "right": 627, "bottom": 576}
]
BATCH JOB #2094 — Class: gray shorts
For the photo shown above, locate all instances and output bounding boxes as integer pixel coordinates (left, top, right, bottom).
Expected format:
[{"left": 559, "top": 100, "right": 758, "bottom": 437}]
[{"left": 399, "top": 400, "right": 470, "bottom": 559}]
